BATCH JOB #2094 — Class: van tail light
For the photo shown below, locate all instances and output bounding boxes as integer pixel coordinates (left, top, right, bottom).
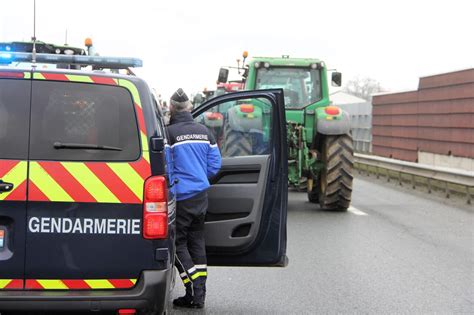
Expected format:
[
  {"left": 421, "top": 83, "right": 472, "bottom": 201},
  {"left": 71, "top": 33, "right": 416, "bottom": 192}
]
[{"left": 143, "top": 176, "right": 168, "bottom": 239}]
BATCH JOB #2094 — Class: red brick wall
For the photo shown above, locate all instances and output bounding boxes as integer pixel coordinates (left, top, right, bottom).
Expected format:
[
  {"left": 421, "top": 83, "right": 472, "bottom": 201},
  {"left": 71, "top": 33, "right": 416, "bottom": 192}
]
[{"left": 372, "top": 68, "right": 474, "bottom": 162}]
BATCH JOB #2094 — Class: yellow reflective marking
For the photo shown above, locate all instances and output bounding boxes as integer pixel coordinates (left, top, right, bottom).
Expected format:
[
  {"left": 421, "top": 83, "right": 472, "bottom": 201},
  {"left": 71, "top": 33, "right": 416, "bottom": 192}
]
[
  {"left": 191, "top": 272, "right": 207, "bottom": 280},
  {"left": 29, "top": 162, "right": 73, "bottom": 202},
  {"left": 85, "top": 279, "right": 114, "bottom": 289},
  {"left": 113, "top": 78, "right": 118, "bottom": 84},
  {"left": 119, "top": 79, "right": 142, "bottom": 108},
  {"left": 107, "top": 163, "right": 144, "bottom": 200},
  {"left": 37, "top": 280, "right": 68, "bottom": 290},
  {"left": 0, "top": 162, "right": 27, "bottom": 201},
  {"left": 130, "top": 279, "right": 137, "bottom": 285},
  {"left": 33, "top": 73, "right": 46, "bottom": 80},
  {"left": 141, "top": 132, "right": 149, "bottom": 152},
  {"left": 24, "top": 72, "right": 31, "bottom": 79},
  {"left": 183, "top": 278, "right": 190, "bottom": 284},
  {"left": 62, "top": 163, "right": 119, "bottom": 203},
  {"left": 142, "top": 153, "right": 150, "bottom": 164},
  {"left": 65, "top": 74, "right": 94, "bottom": 83},
  {"left": 0, "top": 280, "right": 12, "bottom": 289}
]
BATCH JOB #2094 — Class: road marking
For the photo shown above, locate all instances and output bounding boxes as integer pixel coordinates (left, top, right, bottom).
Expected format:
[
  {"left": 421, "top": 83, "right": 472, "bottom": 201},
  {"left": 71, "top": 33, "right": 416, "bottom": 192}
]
[{"left": 348, "top": 206, "right": 368, "bottom": 216}]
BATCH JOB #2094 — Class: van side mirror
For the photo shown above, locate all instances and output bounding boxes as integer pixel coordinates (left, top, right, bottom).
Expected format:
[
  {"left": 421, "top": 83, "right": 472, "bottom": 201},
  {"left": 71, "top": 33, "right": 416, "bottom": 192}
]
[
  {"left": 217, "top": 68, "right": 229, "bottom": 83},
  {"left": 331, "top": 72, "right": 342, "bottom": 87},
  {"left": 150, "top": 136, "right": 165, "bottom": 152}
]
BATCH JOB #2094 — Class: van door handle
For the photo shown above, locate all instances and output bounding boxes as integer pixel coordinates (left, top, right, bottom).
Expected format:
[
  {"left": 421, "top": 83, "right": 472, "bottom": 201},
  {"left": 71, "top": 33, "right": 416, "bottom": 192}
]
[{"left": 0, "top": 180, "right": 14, "bottom": 193}]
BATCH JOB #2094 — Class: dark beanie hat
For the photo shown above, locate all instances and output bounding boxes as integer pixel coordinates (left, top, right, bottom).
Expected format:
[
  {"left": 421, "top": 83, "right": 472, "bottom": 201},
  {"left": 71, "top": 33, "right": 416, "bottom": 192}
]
[{"left": 171, "top": 88, "right": 189, "bottom": 103}]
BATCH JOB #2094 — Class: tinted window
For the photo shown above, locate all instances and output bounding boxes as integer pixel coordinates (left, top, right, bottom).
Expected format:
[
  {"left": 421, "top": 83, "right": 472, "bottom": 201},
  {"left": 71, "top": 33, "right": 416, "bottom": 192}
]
[
  {"left": 30, "top": 81, "right": 140, "bottom": 161},
  {"left": 195, "top": 98, "right": 272, "bottom": 157},
  {"left": 0, "top": 79, "right": 30, "bottom": 160}
]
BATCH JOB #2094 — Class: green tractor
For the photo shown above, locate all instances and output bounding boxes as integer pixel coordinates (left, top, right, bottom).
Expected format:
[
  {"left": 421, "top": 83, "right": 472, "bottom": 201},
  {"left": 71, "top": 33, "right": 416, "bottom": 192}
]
[{"left": 217, "top": 53, "right": 353, "bottom": 210}]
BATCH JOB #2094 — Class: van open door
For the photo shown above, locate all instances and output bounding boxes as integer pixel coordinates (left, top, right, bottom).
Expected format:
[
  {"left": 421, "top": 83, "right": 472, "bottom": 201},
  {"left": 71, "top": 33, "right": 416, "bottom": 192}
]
[{"left": 192, "top": 90, "right": 288, "bottom": 266}]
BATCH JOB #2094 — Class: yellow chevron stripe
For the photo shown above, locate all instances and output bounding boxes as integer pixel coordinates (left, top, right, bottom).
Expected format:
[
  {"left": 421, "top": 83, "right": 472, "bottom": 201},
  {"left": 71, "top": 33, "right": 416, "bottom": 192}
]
[
  {"left": 0, "top": 162, "right": 27, "bottom": 200},
  {"left": 107, "top": 163, "right": 144, "bottom": 200},
  {"left": 33, "top": 73, "right": 46, "bottom": 80},
  {"left": 141, "top": 132, "right": 149, "bottom": 152},
  {"left": 37, "top": 280, "right": 68, "bottom": 290},
  {"left": 24, "top": 72, "right": 31, "bottom": 79},
  {"left": 65, "top": 74, "right": 94, "bottom": 83},
  {"left": 183, "top": 278, "right": 191, "bottom": 284},
  {"left": 119, "top": 79, "right": 142, "bottom": 108},
  {"left": 142, "top": 153, "right": 150, "bottom": 164},
  {"left": 0, "top": 279, "right": 12, "bottom": 289},
  {"left": 61, "top": 163, "right": 119, "bottom": 203},
  {"left": 130, "top": 279, "right": 137, "bottom": 285},
  {"left": 85, "top": 279, "right": 114, "bottom": 289},
  {"left": 29, "top": 162, "right": 73, "bottom": 202}
]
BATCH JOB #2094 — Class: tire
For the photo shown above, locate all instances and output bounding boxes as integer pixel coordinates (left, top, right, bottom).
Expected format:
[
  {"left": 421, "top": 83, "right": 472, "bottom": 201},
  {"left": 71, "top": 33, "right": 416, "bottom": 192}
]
[
  {"left": 222, "top": 122, "right": 252, "bottom": 157},
  {"left": 318, "top": 134, "right": 353, "bottom": 210}
]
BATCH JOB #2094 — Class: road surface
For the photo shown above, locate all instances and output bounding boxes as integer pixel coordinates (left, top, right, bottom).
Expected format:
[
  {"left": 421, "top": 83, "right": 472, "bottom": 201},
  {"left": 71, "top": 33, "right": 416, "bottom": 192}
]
[{"left": 171, "top": 176, "right": 474, "bottom": 314}]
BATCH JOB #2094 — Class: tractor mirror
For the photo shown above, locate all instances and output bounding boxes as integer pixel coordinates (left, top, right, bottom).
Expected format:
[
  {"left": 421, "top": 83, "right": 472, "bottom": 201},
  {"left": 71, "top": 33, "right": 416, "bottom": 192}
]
[
  {"left": 331, "top": 72, "right": 342, "bottom": 87},
  {"left": 217, "top": 68, "right": 229, "bottom": 83}
]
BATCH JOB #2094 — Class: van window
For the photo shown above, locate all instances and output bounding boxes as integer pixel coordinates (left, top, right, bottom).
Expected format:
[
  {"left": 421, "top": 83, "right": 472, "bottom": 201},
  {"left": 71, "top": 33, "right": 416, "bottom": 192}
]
[
  {"left": 0, "top": 79, "right": 30, "bottom": 160},
  {"left": 30, "top": 81, "right": 141, "bottom": 161}
]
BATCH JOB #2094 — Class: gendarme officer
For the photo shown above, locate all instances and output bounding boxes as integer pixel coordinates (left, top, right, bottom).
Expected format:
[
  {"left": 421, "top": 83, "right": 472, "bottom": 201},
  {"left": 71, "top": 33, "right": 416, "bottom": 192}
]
[{"left": 166, "top": 88, "right": 221, "bottom": 309}]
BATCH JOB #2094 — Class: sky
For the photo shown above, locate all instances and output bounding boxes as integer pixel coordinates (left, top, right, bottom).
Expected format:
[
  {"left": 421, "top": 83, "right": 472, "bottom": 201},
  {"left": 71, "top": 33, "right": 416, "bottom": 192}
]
[{"left": 1, "top": 0, "right": 473, "bottom": 98}]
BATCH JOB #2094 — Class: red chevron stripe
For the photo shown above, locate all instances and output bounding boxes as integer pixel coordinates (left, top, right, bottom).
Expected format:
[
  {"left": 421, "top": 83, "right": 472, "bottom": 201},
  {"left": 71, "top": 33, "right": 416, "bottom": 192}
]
[
  {"left": 90, "top": 76, "right": 116, "bottom": 85},
  {"left": 108, "top": 279, "right": 135, "bottom": 288},
  {"left": 62, "top": 279, "right": 91, "bottom": 290},
  {"left": 38, "top": 162, "right": 96, "bottom": 202},
  {"left": 4, "top": 279, "right": 23, "bottom": 290},
  {"left": 135, "top": 103, "right": 147, "bottom": 134},
  {"left": 25, "top": 280, "right": 43, "bottom": 290},
  {"left": 4, "top": 180, "right": 27, "bottom": 201},
  {"left": 40, "top": 73, "right": 69, "bottom": 81},
  {"left": 130, "top": 158, "right": 151, "bottom": 180},
  {"left": 28, "top": 181, "right": 50, "bottom": 201},
  {"left": 0, "top": 160, "right": 19, "bottom": 178},
  {"left": 85, "top": 163, "right": 141, "bottom": 204}
]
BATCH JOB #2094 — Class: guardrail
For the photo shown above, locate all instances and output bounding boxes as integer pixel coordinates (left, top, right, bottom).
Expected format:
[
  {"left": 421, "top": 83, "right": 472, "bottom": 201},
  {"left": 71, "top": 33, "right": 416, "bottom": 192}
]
[{"left": 354, "top": 153, "right": 474, "bottom": 204}]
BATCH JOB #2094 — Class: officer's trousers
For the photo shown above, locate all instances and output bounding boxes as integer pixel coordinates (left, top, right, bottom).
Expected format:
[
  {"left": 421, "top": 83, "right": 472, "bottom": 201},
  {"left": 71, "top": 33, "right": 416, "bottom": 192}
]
[{"left": 174, "top": 191, "right": 208, "bottom": 303}]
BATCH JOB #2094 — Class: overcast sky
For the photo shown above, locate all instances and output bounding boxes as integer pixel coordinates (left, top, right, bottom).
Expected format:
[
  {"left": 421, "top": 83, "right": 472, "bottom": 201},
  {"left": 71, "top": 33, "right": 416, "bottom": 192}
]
[{"left": 1, "top": 0, "right": 473, "bottom": 98}]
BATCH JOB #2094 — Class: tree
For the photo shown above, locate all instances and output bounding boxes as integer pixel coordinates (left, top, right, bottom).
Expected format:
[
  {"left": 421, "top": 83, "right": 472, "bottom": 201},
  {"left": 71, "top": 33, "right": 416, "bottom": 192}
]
[{"left": 343, "top": 77, "right": 384, "bottom": 101}]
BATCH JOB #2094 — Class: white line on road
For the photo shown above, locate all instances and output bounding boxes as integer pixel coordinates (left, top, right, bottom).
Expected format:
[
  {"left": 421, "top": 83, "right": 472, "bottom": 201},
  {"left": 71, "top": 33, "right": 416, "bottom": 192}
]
[{"left": 348, "top": 206, "right": 368, "bottom": 216}]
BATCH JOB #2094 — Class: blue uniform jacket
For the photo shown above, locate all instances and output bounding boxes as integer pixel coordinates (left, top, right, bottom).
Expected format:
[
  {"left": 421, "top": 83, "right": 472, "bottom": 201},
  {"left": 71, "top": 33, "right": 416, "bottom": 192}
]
[{"left": 165, "top": 111, "right": 222, "bottom": 201}]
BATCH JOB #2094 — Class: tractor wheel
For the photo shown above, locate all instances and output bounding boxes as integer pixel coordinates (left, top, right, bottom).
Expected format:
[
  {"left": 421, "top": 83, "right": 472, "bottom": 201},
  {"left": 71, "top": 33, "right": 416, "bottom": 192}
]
[
  {"left": 319, "top": 134, "right": 353, "bottom": 211},
  {"left": 222, "top": 122, "right": 252, "bottom": 157}
]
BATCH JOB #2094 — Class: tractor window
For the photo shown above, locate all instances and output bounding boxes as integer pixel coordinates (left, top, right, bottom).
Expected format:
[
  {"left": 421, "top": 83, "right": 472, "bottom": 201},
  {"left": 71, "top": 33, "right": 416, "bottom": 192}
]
[
  {"left": 255, "top": 67, "right": 322, "bottom": 109},
  {"left": 194, "top": 98, "right": 272, "bottom": 157}
]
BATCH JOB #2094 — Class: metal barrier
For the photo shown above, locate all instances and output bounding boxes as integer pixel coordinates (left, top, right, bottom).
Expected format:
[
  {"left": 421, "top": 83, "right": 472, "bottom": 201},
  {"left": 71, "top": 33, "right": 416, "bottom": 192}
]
[{"left": 354, "top": 153, "right": 474, "bottom": 204}]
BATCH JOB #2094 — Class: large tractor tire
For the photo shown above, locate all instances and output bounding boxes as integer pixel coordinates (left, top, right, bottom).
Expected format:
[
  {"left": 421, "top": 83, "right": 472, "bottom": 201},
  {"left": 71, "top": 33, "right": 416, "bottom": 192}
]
[
  {"left": 222, "top": 122, "right": 252, "bottom": 157},
  {"left": 318, "top": 134, "right": 353, "bottom": 211}
]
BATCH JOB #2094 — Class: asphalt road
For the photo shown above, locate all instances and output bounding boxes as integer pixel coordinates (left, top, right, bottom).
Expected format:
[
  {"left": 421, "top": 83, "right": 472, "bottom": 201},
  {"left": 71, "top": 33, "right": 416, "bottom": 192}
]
[{"left": 171, "top": 176, "right": 474, "bottom": 314}]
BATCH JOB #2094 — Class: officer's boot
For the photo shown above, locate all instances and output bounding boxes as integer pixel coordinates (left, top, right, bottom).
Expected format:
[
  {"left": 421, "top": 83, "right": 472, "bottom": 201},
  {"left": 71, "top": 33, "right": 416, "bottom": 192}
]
[
  {"left": 191, "top": 277, "right": 206, "bottom": 308},
  {"left": 173, "top": 282, "right": 193, "bottom": 307}
]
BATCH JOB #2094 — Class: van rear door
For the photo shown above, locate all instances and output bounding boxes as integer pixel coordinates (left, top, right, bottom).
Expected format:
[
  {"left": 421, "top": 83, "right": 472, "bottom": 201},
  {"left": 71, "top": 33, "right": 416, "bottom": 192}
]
[
  {"left": 0, "top": 72, "right": 31, "bottom": 289},
  {"left": 24, "top": 74, "right": 157, "bottom": 290}
]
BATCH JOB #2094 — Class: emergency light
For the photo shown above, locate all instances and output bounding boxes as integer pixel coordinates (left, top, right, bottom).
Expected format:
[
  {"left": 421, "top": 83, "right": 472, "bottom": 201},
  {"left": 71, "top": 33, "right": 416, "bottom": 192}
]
[{"left": 0, "top": 51, "right": 143, "bottom": 69}]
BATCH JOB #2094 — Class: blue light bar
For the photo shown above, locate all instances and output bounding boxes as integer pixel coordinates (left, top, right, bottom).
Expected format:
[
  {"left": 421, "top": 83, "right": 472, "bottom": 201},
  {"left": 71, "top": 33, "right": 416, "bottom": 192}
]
[{"left": 0, "top": 52, "right": 143, "bottom": 68}]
